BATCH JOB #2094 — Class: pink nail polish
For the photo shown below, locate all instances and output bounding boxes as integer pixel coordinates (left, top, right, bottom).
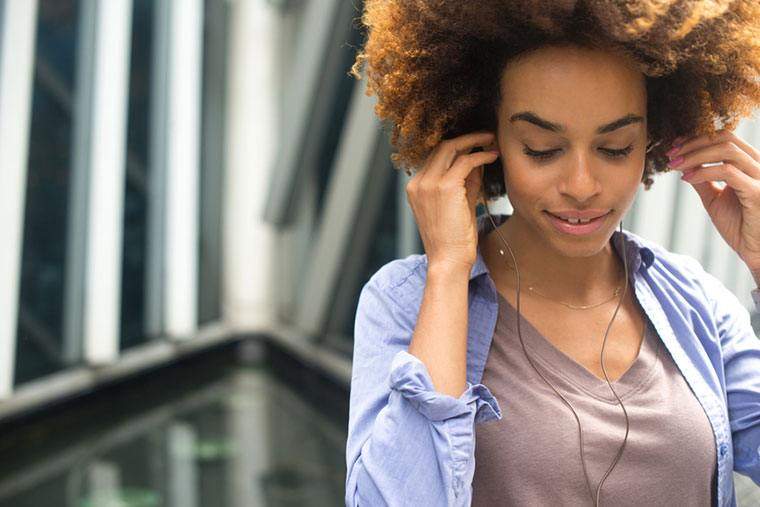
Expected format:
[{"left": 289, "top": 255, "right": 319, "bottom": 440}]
[
  {"left": 666, "top": 145, "right": 681, "bottom": 157},
  {"left": 668, "top": 155, "right": 684, "bottom": 168}
]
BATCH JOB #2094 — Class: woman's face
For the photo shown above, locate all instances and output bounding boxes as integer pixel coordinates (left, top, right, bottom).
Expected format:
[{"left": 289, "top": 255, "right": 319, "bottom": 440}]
[{"left": 494, "top": 44, "right": 648, "bottom": 258}]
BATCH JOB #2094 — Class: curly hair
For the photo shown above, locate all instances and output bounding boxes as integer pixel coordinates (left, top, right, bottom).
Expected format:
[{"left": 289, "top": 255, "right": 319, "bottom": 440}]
[{"left": 349, "top": 0, "right": 760, "bottom": 197}]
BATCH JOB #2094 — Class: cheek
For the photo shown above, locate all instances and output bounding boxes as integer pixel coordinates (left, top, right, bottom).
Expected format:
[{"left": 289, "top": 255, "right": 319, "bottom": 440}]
[
  {"left": 617, "top": 159, "right": 646, "bottom": 188},
  {"left": 503, "top": 164, "right": 554, "bottom": 203},
  {"left": 504, "top": 161, "right": 553, "bottom": 192},
  {"left": 603, "top": 165, "right": 643, "bottom": 209}
]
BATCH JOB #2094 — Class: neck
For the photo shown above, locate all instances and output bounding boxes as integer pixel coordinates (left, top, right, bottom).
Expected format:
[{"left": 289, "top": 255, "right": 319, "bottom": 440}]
[{"left": 483, "top": 212, "right": 626, "bottom": 304}]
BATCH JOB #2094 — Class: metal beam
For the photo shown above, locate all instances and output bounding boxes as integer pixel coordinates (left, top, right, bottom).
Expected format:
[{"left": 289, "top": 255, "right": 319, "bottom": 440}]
[
  {"left": 64, "top": 0, "right": 134, "bottom": 365},
  {"left": 294, "top": 75, "right": 384, "bottom": 334},
  {"left": 146, "top": 0, "right": 203, "bottom": 339},
  {"left": 261, "top": 0, "right": 343, "bottom": 226}
]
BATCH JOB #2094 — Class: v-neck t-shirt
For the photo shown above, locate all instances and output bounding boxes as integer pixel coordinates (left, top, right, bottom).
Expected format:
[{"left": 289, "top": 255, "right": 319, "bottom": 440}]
[{"left": 472, "top": 289, "right": 717, "bottom": 506}]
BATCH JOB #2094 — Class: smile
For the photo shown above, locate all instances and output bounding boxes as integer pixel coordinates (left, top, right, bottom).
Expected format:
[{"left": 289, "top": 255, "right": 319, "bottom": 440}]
[{"left": 544, "top": 210, "right": 611, "bottom": 236}]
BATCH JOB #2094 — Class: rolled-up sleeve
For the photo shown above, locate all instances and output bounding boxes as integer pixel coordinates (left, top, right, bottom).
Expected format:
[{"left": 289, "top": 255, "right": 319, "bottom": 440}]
[
  {"left": 703, "top": 273, "right": 760, "bottom": 484},
  {"left": 345, "top": 271, "right": 502, "bottom": 507}
]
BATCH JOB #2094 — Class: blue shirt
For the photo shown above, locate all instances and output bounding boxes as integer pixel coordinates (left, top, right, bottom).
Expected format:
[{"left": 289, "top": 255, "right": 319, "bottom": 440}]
[{"left": 345, "top": 213, "right": 760, "bottom": 507}]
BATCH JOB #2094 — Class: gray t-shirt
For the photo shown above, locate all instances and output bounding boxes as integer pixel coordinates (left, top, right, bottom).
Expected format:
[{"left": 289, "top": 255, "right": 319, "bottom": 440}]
[{"left": 472, "top": 290, "right": 717, "bottom": 506}]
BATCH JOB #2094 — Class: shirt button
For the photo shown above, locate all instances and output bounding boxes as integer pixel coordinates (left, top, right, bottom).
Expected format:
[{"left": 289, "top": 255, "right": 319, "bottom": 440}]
[{"left": 719, "top": 443, "right": 728, "bottom": 457}]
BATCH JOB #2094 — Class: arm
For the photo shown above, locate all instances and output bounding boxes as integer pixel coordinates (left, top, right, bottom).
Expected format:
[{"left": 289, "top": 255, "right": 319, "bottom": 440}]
[
  {"left": 408, "top": 261, "right": 478, "bottom": 398},
  {"left": 702, "top": 269, "right": 760, "bottom": 484},
  {"left": 345, "top": 263, "right": 502, "bottom": 506}
]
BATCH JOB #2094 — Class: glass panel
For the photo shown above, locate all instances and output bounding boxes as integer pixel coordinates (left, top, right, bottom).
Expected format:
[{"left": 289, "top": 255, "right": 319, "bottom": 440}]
[
  {"left": 0, "top": 353, "right": 347, "bottom": 506},
  {"left": 339, "top": 164, "right": 400, "bottom": 341},
  {"left": 198, "top": 0, "right": 229, "bottom": 326},
  {"left": 14, "top": 0, "right": 81, "bottom": 385},
  {"left": 312, "top": 9, "right": 366, "bottom": 220},
  {"left": 120, "top": 0, "right": 154, "bottom": 350}
]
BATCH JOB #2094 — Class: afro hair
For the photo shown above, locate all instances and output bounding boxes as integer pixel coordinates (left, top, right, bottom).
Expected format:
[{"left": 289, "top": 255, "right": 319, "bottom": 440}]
[{"left": 350, "top": 0, "right": 760, "bottom": 197}]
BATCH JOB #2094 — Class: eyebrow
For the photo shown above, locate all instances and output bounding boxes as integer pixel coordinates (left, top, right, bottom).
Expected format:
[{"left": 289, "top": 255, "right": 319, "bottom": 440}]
[{"left": 509, "top": 111, "right": 644, "bottom": 135}]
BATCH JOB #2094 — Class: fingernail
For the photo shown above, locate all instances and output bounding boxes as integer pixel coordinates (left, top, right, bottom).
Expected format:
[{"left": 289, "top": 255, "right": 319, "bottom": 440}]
[
  {"left": 672, "top": 136, "right": 686, "bottom": 147},
  {"left": 681, "top": 168, "right": 697, "bottom": 180},
  {"left": 668, "top": 155, "right": 684, "bottom": 168},
  {"left": 666, "top": 145, "right": 681, "bottom": 157}
]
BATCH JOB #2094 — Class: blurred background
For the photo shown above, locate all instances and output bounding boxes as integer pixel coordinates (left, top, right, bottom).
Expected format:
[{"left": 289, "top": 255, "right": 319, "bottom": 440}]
[{"left": 1, "top": 0, "right": 759, "bottom": 505}]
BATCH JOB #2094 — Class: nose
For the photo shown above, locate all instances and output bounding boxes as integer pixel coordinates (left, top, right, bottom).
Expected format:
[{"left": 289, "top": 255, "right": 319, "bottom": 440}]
[{"left": 557, "top": 152, "right": 602, "bottom": 203}]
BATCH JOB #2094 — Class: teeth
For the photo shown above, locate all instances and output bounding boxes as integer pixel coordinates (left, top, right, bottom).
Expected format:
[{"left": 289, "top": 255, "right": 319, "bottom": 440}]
[{"left": 564, "top": 217, "right": 591, "bottom": 224}]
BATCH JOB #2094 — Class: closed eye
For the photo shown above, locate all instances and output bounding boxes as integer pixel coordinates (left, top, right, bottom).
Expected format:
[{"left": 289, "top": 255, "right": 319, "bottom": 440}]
[
  {"left": 601, "top": 145, "right": 635, "bottom": 158},
  {"left": 523, "top": 145, "right": 635, "bottom": 161},
  {"left": 523, "top": 146, "right": 561, "bottom": 161}
]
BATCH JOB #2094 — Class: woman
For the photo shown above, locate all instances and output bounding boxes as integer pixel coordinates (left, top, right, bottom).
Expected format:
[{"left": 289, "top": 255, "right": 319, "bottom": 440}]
[{"left": 345, "top": 1, "right": 760, "bottom": 505}]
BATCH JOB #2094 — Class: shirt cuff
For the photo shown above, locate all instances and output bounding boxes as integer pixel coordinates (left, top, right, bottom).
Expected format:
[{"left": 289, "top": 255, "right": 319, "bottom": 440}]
[
  {"left": 388, "top": 349, "right": 502, "bottom": 423},
  {"left": 752, "top": 287, "right": 760, "bottom": 312}
]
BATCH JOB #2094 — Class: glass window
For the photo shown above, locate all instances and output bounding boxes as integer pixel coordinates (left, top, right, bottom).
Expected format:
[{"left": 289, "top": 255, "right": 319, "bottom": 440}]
[
  {"left": 330, "top": 163, "right": 400, "bottom": 351},
  {"left": 198, "top": 0, "right": 229, "bottom": 326},
  {"left": 14, "top": 0, "right": 81, "bottom": 385},
  {"left": 120, "top": 0, "right": 154, "bottom": 350}
]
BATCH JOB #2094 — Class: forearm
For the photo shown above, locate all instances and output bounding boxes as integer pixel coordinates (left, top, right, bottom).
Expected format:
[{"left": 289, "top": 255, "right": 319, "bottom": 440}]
[
  {"left": 347, "top": 384, "right": 479, "bottom": 507},
  {"left": 346, "top": 264, "right": 503, "bottom": 506},
  {"left": 407, "top": 260, "right": 471, "bottom": 398}
]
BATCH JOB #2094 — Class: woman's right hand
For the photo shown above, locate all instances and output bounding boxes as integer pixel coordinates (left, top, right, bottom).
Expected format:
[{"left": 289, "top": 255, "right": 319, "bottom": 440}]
[{"left": 405, "top": 131, "right": 500, "bottom": 271}]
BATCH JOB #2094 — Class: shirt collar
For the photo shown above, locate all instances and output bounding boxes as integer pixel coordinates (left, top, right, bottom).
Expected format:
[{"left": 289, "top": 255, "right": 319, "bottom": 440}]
[{"left": 468, "top": 213, "right": 655, "bottom": 281}]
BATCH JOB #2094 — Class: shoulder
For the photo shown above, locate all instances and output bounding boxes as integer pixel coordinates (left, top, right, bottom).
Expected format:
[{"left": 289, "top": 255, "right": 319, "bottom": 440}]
[
  {"left": 627, "top": 229, "right": 735, "bottom": 311},
  {"left": 621, "top": 229, "right": 704, "bottom": 280}
]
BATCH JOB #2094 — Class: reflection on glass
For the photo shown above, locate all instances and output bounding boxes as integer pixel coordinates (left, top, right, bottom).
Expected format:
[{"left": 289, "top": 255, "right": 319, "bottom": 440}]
[
  {"left": 14, "top": 0, "right": 81, "bottom": 385},
  {"left": 0, "top": 361, "right": 346, "bottom": 506},
  {"left": 120, "top": 0, "right": 153, "bottom": 351},
  {"left": 198, "top": 0, "right": 228, "bottom": 326}
]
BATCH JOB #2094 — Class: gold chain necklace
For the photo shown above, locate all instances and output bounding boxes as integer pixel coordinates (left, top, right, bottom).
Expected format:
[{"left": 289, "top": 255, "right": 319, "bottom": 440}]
[{"left": 497, "top": 247, "right": 622, "bottom": 310}]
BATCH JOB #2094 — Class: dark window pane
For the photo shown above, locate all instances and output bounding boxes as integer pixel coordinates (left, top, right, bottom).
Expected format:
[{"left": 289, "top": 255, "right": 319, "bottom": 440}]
[
  {"left": 120, "top": 0, "right": 153, "bottom": 350},
  {"left": 14, "top": 0, "right": 81, "bottom": 385}
]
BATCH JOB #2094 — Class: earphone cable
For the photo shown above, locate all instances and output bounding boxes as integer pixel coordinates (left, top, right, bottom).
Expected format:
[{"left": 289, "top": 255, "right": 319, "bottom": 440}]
[{"left": 482, "top": 201, "right": 630, "bottom": 507}]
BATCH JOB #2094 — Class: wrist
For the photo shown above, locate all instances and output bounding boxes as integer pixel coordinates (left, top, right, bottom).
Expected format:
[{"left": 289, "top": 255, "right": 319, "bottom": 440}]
[{"left": 427, "top": 258, "right": 474, "bottom": 280}]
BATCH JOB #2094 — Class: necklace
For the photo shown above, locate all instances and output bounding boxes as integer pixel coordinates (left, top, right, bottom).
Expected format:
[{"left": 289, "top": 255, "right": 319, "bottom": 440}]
[
  {"left": 486, "top": 213, "right": 631, "bottom": 507},
  {"left": 496, "top": 247, "right": 623, "bottom": 310}
]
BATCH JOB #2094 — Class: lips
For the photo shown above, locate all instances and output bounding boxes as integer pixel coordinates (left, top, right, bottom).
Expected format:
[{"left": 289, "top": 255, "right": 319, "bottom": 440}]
[
  {"left": 547, "top": 211, "right": 609, "bottom": 224},
  {"left": 544, "top": 210, "right": 611, "bottom": 236},
  {"left": 546, "top": 210, "right": 611, "bottom": 221}
]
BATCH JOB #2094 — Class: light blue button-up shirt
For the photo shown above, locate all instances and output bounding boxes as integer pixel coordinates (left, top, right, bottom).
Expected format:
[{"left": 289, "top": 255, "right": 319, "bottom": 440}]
[{"left": 345, "top": 213, "right": 760, "bottom": 506}]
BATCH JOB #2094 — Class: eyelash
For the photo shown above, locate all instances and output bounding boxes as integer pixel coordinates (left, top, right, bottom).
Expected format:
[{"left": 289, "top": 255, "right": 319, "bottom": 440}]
[{"left": 523, "top": 145, "right": 634, "bottom": 161}]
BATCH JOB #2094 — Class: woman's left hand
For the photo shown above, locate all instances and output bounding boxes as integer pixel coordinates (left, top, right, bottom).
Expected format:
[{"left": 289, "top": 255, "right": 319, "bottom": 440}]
[{"left": 666, "top": 129, "right": 760, "bottom": 278}]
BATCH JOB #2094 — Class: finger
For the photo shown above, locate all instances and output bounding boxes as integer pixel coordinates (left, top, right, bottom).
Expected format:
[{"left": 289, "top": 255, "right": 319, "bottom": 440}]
[
  {"left": 671, "top": 130, "right": 725, "bottom": 158},
  {"left": 668, "top": 141, "right": 760, "bottom": 180},
  {"left": 681, "top": 162, "right": 757, "bottom": 192},
  {"left": 425, "top": 131, "right": 497, "bottom": 179},
  {"left": 673, "top": 129, "right": 760, "bottom": 166},
  {"left": 726, "top": 130, "right": 760, "bottom": 163},
  {"left": 444, "top": 150, "right": 500, "bottom": 186}
]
